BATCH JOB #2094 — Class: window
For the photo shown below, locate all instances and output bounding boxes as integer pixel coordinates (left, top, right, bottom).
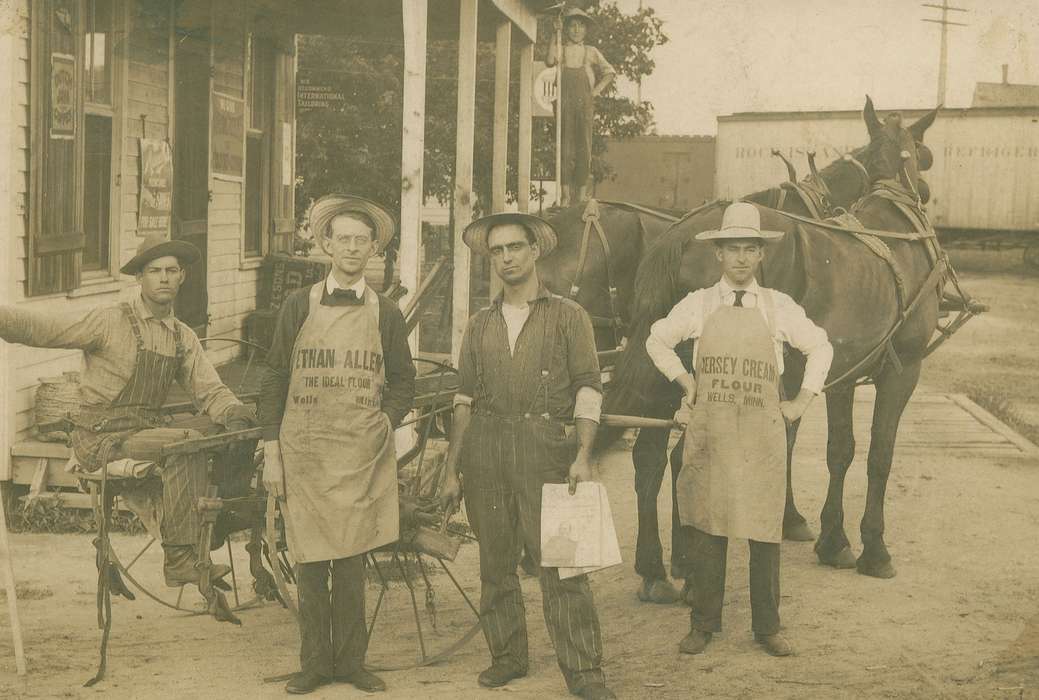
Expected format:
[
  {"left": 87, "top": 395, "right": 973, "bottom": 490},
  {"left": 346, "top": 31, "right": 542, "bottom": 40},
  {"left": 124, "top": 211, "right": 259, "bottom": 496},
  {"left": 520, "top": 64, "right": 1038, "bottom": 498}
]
[
  {"left": 82, "top": 0, "right": 115, "bottom": 272},
  {"left": 245, "top": 35, "right": 275, "bottom": 257}
]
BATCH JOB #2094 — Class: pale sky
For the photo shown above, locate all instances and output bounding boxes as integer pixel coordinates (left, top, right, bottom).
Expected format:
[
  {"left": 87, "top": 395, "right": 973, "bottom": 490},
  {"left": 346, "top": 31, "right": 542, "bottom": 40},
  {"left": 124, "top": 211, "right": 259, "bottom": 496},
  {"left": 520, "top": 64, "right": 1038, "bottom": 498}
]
[{"left": 611, "top": 0, "right": 1038, "bottom": 135}]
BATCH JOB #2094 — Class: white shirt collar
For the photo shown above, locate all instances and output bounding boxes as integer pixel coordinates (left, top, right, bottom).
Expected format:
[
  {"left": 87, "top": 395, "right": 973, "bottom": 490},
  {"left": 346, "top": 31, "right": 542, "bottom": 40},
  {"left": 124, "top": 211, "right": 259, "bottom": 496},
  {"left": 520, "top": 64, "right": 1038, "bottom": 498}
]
[
  {"left": 326, "top": 274, "right": 367, "bottom": 298},
  {"left": 718, "top": 277, "right": 760, "bottom": 298}
]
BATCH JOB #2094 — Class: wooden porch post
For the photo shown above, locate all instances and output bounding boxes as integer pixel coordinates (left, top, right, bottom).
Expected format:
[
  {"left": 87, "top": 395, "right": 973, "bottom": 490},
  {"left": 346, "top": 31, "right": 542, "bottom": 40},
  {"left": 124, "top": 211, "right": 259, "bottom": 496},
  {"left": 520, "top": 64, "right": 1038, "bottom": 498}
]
[
  {"left": 451, "top": 0, "right": 478, "bottom": 362},
  {"left": 399, "top": 0, "right": 427, "bottom": 349},
  {"left": 517, "top": 38, "right": 533, "bottom": 213},
  {"left": 489, "top": 18, "right": 511, "bottom": 298}
]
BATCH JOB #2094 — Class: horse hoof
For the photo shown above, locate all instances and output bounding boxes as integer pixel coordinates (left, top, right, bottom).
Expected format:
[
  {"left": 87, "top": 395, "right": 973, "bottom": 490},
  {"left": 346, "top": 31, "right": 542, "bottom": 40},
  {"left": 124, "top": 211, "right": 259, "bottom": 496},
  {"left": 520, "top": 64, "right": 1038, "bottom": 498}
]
[
  {"left": 783, "top": 522, "right": 816, "bottom": 542},
  {"left": 856, "top": 558, "right": 896, "bottom": 579},
  {"left": 817, "top": 546, "right": 857, "bottom": 569}
]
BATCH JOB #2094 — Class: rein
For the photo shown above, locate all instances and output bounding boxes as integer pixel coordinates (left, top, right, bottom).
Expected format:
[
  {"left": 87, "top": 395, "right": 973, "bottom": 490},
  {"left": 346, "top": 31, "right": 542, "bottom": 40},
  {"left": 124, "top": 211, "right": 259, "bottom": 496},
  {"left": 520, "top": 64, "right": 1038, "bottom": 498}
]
[{"left": 567, "top": 200, "right": 681, "bottom": 347}]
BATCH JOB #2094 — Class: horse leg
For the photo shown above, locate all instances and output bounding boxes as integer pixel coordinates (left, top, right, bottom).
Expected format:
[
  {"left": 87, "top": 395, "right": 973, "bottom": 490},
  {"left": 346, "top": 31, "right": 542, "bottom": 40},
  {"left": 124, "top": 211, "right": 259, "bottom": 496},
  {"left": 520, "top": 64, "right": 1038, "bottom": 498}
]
[
  {"left": 632, "top": 426, "right": 671, "bottom": 584},
  {"left": 781, "top": 363, "right": 814, "bottom": 541},
  {"left": 815, "top": 385, "right": 858, "bottom": 569},
  {"left": 856, "top": 360, "right": 921, "bottom": 579}
]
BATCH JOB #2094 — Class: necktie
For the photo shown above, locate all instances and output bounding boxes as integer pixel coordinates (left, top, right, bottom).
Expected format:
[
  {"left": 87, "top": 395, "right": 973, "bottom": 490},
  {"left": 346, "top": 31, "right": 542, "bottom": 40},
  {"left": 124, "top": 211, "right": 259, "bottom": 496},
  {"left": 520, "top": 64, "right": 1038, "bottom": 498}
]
[
  {"left": 733, "top": 290, "right": 746, "bottom": 307},
  {"left": 327, "top": 288, "right": 363, "bottom": 306}
]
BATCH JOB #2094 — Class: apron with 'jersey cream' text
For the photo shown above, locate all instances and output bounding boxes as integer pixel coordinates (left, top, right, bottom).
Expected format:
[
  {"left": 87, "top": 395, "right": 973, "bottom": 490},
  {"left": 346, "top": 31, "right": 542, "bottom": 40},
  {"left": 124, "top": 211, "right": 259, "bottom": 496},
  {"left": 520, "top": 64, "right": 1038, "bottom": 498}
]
[{"left": 677, "top": 289, "right": 787, "bottom": 543}]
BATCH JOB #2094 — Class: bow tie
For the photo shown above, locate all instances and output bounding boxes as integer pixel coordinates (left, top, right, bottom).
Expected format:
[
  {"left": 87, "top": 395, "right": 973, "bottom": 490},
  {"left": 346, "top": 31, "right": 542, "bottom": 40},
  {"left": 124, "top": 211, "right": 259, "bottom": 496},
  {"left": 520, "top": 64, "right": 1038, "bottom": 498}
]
[{"left": 326, "top": 288, "right": 363, "bottom": 306}]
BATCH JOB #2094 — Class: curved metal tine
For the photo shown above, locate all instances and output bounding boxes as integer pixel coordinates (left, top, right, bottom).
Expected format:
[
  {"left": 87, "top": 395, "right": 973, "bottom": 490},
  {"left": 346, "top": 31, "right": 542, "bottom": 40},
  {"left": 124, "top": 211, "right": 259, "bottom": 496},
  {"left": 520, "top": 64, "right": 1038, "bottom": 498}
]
[
  {"left": 396, "top": 550, "right": 428, "bottom": 662},
  {"left": 226, "top": 538, "right": 240, "bottom": 608},
  {"left": 175, "top": 585, "right": 185, "bottom": 609},
  {"left": 366, "top": 553, "right": 390, "bottom": 639},
  {"left": 437, "top": 558, "right": 481, "bottom": 618},
  {"left": 125, "top": 536, "right": 157, "bottom": 572}
]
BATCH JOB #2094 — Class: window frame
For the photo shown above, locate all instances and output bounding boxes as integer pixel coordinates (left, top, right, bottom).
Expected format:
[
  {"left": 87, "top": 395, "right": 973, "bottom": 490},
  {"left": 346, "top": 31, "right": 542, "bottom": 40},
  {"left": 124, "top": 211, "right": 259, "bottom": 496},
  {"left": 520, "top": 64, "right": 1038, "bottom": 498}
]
[{"left": 244, "top": 32, "right": 275, "bottom": 260}]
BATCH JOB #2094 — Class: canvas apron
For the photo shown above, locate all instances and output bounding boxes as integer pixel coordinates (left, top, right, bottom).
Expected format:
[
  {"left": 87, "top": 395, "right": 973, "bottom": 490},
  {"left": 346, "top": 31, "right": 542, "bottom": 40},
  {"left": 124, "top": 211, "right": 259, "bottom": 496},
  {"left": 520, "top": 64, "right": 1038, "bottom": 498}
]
[
  {"left": 676, "top": 290, "right": 787, "bottom": 543},
  {"left": 279, "top": 283, "right": 398, "bottom": 562}
]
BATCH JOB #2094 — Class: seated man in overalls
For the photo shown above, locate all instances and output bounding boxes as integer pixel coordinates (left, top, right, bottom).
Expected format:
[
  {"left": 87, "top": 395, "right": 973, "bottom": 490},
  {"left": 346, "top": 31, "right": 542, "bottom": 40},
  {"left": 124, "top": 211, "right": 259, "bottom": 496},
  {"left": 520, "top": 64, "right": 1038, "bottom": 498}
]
[
  {"left": 0, "top": 234, "right": 255, "bottom": 589},
  {"left": 646, "top": 202, "right": 833, "bottom": 657}
]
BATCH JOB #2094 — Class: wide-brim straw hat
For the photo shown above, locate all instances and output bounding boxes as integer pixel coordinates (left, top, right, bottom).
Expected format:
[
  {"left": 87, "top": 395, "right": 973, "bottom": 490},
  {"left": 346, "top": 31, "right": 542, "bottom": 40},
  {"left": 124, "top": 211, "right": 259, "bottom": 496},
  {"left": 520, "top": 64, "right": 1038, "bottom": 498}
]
[
  {"left": 120, "top": 234, "right": 201, "bottom": 275},
  {"left": 309, "top": 194, "right": 396, "bottom": 253},
  {"left": 462, "top": 212, "right": 558, "bottom": 257},
  {"left": 694, "top": 202, "right": 785, "bottom": 241},
  {"left": 563, "top": 8, "right": 596, "bottom": 26}
]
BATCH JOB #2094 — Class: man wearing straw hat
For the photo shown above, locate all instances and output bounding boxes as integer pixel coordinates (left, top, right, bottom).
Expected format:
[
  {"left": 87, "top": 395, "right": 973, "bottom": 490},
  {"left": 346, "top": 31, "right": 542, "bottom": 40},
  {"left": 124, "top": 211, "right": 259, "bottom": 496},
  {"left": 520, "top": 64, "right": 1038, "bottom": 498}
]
[
  {"left": 259, "top": 194, "right": 415, "bottom": 694},
  {"left": 439, "top": 213, "right": 615, "bottom": 699},
  {"left": 546, "top": 7, "right": 616, "bottom": 206},
  {"left": 0, "top": 234, "right": 255, "bottom": 589},
  {"left": 646, "top": 202, "right": 833, "bottom": 658}
]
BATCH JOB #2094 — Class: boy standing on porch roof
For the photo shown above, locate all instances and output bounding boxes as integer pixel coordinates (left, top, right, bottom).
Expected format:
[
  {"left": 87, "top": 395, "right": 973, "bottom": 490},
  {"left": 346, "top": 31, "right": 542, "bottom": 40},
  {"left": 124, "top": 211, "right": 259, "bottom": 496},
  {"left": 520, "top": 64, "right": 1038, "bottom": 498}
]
[{"left": 646, "top": 202, "right": 833, "bottom": 658}]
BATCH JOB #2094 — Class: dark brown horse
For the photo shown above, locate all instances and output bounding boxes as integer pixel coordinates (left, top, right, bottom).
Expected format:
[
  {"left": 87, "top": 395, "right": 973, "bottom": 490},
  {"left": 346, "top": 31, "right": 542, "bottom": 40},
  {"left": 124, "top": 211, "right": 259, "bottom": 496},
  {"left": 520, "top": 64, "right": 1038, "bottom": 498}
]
[
  {"left": 604, "top": 97, "right": 955, "bottom": 580},
  {"left": 537, "top": 126, "right": 882, "bottom": 587}
]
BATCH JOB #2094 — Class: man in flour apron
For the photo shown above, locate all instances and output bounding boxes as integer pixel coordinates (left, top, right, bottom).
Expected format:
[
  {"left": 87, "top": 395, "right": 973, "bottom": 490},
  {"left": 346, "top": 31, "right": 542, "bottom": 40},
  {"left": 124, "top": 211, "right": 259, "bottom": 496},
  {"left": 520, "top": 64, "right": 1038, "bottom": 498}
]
[
  {"left": 646, "top": 202, "right": 833, "bottom": 657},
  {"left": 258, "top": 195, "right": 416, "bottom": 694},
  {"left": 439, "top": 213, "right": 614, "bottom": 699}
]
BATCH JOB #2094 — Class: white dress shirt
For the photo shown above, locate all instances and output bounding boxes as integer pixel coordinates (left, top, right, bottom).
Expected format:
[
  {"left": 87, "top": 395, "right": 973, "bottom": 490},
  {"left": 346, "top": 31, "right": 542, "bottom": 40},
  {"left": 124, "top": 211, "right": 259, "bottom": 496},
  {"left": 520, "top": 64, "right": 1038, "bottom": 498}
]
[
  {"left": 326, "top": 274, "right": 367, "bottom": 299},
  {"left": 646, "top": 278, "right": 834, "bottom": 395}
]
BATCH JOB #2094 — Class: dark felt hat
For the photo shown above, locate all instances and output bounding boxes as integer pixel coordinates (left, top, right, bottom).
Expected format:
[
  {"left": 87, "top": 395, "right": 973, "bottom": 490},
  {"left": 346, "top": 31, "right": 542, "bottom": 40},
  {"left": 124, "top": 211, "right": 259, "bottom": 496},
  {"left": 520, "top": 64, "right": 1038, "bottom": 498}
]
[
  {"left": 462, "top": 212, "right": 558, "bottom": 257},
  {"left": 120, "top": 234, "right": 201, "bottom": 275}
]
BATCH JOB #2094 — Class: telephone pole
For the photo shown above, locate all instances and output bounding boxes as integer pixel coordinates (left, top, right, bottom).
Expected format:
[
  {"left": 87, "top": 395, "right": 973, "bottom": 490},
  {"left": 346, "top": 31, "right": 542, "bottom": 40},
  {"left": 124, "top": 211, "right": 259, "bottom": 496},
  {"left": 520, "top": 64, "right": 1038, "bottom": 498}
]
[{"left": 921, "top": 1, "right": 968, "bottom": 105}]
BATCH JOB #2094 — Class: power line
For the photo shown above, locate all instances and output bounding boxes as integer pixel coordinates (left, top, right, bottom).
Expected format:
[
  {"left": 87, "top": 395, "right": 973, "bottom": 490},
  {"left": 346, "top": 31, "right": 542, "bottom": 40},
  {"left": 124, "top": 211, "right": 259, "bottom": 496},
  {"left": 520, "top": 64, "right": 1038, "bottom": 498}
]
[{"left": 921, "top": 1, "right": 969, "bottom": 105}]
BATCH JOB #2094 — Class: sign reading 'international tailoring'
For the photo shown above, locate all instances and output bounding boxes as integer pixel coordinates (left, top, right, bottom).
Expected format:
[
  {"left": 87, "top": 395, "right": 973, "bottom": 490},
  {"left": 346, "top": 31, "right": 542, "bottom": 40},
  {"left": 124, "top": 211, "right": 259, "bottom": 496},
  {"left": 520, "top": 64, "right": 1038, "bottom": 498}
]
[{"left": 296, "top": 73, "right": 348, "bottom": 112}]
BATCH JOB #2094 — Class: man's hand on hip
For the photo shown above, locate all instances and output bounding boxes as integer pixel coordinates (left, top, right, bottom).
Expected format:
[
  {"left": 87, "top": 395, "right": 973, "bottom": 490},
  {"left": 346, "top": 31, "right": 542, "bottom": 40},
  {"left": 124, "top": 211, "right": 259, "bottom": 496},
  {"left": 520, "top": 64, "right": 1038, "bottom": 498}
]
[{"left": 262, "top": 440, "right": 286, "bottom": 500}]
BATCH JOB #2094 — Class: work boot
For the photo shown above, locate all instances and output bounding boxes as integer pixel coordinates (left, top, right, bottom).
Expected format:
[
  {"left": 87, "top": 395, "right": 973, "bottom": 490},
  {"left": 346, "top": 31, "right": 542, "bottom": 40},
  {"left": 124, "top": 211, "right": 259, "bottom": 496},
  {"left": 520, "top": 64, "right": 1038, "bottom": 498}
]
[
  {"left": 163, "top": 545, "right": 231, "bottom": 588},
  {"left": 637, "top": 577, "right": 680, "bottom": 604},
  {"left": 477, "top": 662, "right": 527, "bottom": 688},
  {"left": 573, "top": 682, "right": 616, "bottom": 700},
  {"left": 755, "top": 633, "right": 794, "bottom": 657},
  {"left": 678, "top": 629, "right": 712, "bottom": 655},
  {"left": 285, "top": 671, "right": 331, "bottom": 694},
  {"left": 336, "top": 668, "right": 386, "bottom": 692}
]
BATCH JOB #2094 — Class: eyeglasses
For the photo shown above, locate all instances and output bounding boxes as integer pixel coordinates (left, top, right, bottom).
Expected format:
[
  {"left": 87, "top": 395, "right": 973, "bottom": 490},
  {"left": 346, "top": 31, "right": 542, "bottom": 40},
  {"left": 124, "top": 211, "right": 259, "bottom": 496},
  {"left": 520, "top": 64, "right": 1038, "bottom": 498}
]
[
  {"left": 325, "top": 234, "right": 374, "bottom": 248},
  {"left": 488, "top": 241, "right": 530, "bottom": 257}
]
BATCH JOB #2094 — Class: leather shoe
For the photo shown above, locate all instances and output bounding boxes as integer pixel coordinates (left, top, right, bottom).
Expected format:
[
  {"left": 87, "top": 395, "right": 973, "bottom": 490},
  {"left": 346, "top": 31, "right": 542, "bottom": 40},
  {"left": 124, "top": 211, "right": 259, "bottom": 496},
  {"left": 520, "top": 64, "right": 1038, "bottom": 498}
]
[
  {"left": 335, "top": 668, "right": 386, "bottom": 692},
  {"left": 573, "top": 682, "right": 616, "bottom": 699},
  {"left": 637, "top": 577, "right": 680, "bottom": 604},
  {"left": 285, "top": 671, "right": 331, "bottom": 694},
  {"left": 678, "top": 629, "right": 712, "bottom": 655},
  {"left": 477, "top": 662, "right": 527, "bottom": 688},
  {"left": 163, "top": 545, "right": 232, "bottom": 587},
  {"left": 755, "top": 633, "right": 794, "bottom": 657}
]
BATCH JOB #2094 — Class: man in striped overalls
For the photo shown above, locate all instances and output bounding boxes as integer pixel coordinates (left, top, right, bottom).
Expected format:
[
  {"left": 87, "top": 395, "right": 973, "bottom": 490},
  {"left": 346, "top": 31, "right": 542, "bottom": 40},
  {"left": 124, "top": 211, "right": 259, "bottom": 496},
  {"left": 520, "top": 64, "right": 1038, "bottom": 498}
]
[
  {"left": 440, "top": 213, "right": 615, "bottom": 700},
  {"left": 0, "top": 235, "right": 254, "bottom": 590}
]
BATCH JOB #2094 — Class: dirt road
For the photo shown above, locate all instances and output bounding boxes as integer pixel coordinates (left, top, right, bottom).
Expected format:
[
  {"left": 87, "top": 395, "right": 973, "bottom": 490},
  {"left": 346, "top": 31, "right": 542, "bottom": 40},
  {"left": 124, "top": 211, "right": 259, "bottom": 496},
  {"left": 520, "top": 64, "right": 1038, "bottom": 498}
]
[{"left": 1, "top": 387, "right": 1038, "bottom": 699}]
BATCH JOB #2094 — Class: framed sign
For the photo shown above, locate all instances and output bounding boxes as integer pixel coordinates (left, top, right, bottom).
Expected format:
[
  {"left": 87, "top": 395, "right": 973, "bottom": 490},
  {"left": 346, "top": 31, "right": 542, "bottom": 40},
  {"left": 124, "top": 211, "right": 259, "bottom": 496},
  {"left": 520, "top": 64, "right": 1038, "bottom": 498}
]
[
  {"left": 50, "top": 53, "right": 75, "bottom": 139},
  {"left": 211, "top": 91, "right": 245, "bottom": 179},
  {"left": 138, "top": 138, "right": 172, "bottom": 234}
]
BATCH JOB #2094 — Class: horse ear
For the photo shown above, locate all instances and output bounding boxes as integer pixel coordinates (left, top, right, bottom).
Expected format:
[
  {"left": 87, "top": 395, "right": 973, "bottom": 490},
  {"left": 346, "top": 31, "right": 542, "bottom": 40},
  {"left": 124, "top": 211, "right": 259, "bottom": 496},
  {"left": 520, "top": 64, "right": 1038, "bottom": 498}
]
[
  {"left": 909, "top": 106, "right": 939, "bottom": 143},
  {"left": 863, "top": 95, "right": 882, "bottom": 139}
]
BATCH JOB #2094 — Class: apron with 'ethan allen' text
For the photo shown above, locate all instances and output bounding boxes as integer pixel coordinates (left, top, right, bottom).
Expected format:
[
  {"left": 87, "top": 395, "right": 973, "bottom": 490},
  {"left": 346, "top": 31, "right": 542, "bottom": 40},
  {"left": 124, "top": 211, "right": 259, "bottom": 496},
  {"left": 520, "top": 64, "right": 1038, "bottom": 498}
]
[
  {"left": 279, "top": 283, "right": 398, "bottom": 562},
  {"left": 677, "top": 289, "right": 787, "bottom": 543}
]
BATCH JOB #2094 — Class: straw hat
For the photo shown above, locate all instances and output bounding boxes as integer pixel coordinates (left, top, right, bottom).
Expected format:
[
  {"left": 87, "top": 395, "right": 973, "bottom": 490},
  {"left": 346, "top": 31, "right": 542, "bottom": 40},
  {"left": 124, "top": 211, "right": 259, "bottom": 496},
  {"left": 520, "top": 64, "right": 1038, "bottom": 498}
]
[
  {"left": 309, "top": 194, "right": 396, "bottom": 253},
  {"left": 120, "top": 234, "right": 201, "bottom": 275},
  {"left": 694, "top": 202, "right": 784, "bottom": 242},
  {"left": 462, "top": 212, "right": 558, "bottom": 257},
  {"left": 563, "top": 8, "right": 596, "bottom": 26}
]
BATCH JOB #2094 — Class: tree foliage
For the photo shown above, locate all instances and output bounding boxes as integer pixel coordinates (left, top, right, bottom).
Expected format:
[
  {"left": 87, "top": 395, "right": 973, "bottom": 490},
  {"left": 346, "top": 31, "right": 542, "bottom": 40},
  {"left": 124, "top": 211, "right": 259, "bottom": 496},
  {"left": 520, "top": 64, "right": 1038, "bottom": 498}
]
[{"left": 294, "top": 2, "right": 668, "bottom": 232}]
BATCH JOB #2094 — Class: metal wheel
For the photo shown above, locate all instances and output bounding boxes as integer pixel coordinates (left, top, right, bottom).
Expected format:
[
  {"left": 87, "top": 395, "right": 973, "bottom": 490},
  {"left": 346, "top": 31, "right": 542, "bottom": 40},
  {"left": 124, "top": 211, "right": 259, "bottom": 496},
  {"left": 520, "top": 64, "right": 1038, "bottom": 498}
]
[{"left": 264, "top": 493, "right": 482, "bottom": 670}]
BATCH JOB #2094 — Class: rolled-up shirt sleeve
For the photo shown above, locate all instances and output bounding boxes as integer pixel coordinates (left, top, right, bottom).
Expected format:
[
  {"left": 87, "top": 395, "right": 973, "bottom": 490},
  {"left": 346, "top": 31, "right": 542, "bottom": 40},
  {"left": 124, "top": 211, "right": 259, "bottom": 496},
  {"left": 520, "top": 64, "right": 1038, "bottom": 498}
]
[
  {"left": 453, "top": 317, "right": 478, "bottom": 408},
  {"left": 775, "top": 293, "right": 833, "bottom": 395},
  {"left": 573, "top": 386, "right": 602, "bottom": 423},
  {"left": 565, "top": 303, "right": 602, "bottom": 394},
  {"left": 0, "top": 305, "right": 108, "bottom": 351},
  {"left": 646, "top": 292, "right": 703, "bottom": 382},
  {"left": 178, "top": 333, "right": 242, "bottom": 420}
]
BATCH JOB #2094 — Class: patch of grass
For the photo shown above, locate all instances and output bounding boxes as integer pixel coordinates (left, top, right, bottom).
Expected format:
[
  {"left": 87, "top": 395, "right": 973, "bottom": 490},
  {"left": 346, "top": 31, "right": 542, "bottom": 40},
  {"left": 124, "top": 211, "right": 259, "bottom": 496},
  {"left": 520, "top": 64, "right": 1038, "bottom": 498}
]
[
  {"left": 971, "top": 392, "right": 1039, "bottom": 448},
  {"left": 8, "top": 494, "right": 145, "bottom": 535}
]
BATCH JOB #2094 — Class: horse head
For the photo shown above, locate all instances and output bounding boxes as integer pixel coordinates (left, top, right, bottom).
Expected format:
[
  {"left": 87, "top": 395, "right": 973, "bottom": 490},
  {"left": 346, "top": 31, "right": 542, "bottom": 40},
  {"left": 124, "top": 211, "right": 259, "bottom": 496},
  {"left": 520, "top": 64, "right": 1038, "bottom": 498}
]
[{"left": 861, "top": 96, "right": 938, "bottom": 203}]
